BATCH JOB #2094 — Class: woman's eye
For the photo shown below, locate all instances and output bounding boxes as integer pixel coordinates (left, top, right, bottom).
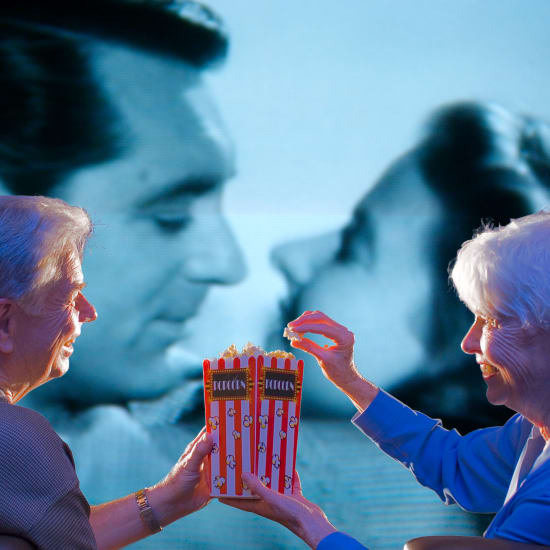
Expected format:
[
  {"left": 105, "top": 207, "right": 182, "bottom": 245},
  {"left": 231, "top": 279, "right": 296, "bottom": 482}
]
[{"left": 481, "top": 317, "right": 499, "bottom": 329}]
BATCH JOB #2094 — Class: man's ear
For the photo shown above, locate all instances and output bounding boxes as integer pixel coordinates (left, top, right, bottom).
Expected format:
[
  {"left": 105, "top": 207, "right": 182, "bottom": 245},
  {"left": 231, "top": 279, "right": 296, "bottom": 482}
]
[{"left": 0, "top": 298, "right": 15, "bottom": 354}]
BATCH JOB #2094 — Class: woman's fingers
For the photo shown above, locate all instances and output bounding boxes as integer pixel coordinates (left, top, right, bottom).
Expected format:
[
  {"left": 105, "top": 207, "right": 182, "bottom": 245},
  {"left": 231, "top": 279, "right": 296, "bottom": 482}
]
[
  {"left": 242, "top": 473, "right": 274, "bottom": 502},
  {"left": 289, "top": 311, "right": 349, "bottom": 332},
  {"left": 289, "top": 336, "right": 330, "bottom": 362},
  {"left": 286, "top": 313, "right": 354, "bottom": 348},
  {"left": 291, "top": 471, "right": 303, "bottom": 496}
]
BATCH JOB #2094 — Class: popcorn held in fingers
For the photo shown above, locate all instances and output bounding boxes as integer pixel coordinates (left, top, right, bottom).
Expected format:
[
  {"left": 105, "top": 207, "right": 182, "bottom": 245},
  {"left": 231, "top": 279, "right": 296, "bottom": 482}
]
[
  {"left": 283, "top": 326, "right": 302, "bottom": 343},
  {"left": 203, "top": 341, "right": 304, "bottom": 498}
]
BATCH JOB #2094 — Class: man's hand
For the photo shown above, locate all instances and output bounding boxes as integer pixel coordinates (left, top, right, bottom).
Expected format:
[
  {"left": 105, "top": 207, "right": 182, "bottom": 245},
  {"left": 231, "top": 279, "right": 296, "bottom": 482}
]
[
  {"left": 287, "top": 310, "right": 379, "bottom": 411},
  {"left": 220, "top": 472, "right": 337, "bottom": 549},
  {"left": 90, "top": 428, "right": 214, "bottom": 549},
  {"left": 148, "top": 427, "right": 214, "bottom": 525}
]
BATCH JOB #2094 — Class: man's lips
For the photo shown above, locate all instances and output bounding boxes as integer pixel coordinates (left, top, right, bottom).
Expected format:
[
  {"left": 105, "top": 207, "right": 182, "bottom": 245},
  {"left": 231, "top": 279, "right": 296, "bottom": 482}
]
[{"left": 479, "top": 362, "right": 499, "bottom": 379}]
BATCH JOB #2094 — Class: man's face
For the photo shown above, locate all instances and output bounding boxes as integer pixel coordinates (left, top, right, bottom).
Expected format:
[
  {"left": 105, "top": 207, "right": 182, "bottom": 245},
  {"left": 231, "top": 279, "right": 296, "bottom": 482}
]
[
  {"left": 53, "top": 44, "right": 245, "bottom": 405},
  {"left": 13, "top": 253, "right": 96, "bottom": 391},
  {"left": 271, "top": 155, "right": 444, "bottom": 415}
]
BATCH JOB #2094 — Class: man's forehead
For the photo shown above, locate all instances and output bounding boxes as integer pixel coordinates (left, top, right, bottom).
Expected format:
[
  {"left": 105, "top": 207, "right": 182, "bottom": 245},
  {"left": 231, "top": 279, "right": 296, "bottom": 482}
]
[{"left": 85, "top": 43, "right": 236, "bottom": 197}]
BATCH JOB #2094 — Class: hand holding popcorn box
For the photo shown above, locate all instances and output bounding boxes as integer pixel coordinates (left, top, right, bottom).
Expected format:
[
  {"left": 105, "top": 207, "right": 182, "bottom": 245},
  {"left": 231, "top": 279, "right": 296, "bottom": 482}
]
[{"left": 203, "top": 343, "right": 304, "bottom": 498}]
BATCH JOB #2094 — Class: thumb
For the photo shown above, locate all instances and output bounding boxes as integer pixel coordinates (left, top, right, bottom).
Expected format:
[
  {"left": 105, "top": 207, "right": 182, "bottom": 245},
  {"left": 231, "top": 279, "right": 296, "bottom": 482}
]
[
  {"left": 186, "top": 432, "right": 214, "bottom": 472},
  {"left": 242, "top": 473, "right": 274, "bottom": 501},
  {"left": 291, "top": 471, "right": 303, "bottom": 496}
]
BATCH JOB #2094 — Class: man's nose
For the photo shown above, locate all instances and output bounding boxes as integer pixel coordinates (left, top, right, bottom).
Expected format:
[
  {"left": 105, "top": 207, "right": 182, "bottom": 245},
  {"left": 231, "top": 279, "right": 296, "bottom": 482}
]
[
  {"left": 270, "top": 230, "right": 342, "bottom": 289},
  {"left": 461, "top": 320, "right": 481, "bottom": 355},
  {"left": 180, "top": 216, "right": 246, "bottom": 285},
  {"left": 76, "top": 293, "right": 97, "bottom": 323}
]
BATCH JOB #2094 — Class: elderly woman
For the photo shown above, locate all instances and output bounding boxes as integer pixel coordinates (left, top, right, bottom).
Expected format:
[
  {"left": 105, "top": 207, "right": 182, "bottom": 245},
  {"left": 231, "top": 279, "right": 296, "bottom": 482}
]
[
  {"left": 225, "top": 211, "right": 550, "bottom": 549},
  {"left": 0, "top": 195, "right": 213, "bottom": 549}
]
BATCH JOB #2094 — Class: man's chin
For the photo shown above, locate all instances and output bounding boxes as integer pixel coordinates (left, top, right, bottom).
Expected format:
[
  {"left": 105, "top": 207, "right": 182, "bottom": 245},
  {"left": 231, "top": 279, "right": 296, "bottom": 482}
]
[{"left": 51, "top": 359, "right": 70, "bottom": 379}]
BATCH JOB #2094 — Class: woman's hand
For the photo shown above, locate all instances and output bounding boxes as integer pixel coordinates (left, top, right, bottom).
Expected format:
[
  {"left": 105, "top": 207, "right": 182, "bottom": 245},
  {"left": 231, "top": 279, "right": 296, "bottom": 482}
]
[
  {"left": 287, "top": 310, "right": 379, "bottom": 411},
  {"left": 148, "top": 427, "right": 214, "bottom": 524},
  {"left": 220, "top": 472, "right": 337, "bottom": 549}
]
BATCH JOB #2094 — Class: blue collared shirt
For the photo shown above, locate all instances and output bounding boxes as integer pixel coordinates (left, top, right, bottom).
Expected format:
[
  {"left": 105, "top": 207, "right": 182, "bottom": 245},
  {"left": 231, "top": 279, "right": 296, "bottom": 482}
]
[{"left": 317, "top": 390, "right": 550, "bottom": 548}]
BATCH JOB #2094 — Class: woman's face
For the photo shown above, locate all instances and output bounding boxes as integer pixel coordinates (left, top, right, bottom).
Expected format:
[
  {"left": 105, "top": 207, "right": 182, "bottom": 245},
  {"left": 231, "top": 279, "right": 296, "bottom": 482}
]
[
  {"left": 271, "top": 154, "right": 446, "bottom": 415},
  {"left": 461, "top": 312, "right": 550, "bottom": 421}
]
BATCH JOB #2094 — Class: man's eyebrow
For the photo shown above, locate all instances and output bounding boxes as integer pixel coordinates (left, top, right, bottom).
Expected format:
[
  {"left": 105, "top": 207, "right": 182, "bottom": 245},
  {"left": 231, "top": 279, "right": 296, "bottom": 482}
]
[
  {"left": 137, "top": 177, "right": 220, "bottom": 208},
  {"left": 74, "top": 282, "right": 87, "bottom": 291}
]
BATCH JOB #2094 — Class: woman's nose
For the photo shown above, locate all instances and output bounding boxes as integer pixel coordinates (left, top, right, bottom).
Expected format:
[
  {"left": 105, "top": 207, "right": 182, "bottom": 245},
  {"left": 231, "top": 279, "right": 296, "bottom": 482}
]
[
  {"left": 461, "top": 320, "right": 482, "bottom": 355},
  {"left": 180, "top": 216, "right": 247, "bottom": 285},
  {"left": 76, "top": 293, "right": 97, "bottom": 323},
  {"left": 270, "top": 230, "right": 342, "bottom": 289}
]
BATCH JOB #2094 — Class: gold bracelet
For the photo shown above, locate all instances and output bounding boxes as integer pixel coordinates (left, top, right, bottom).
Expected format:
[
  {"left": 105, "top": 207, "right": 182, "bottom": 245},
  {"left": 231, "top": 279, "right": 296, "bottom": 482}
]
[{"left": 135, "top": 488, "right": 162, "bottom": 534}]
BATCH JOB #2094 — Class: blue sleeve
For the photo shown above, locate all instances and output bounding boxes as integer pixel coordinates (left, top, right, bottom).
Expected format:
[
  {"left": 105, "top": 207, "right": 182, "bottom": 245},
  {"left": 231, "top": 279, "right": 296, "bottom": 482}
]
[
  {"left": 317, "top": 532, "right": 368, "bottom": 550},
  {"left": 352, "top": 390, "right": 531, "bottom": 514}
]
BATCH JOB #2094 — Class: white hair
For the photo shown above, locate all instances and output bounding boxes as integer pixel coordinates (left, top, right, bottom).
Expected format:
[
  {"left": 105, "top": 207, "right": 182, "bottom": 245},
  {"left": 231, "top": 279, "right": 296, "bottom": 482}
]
[
  {"left": 451, "top": 211, "right": 550, "bottom": 327},
  {"left": 0, "top": 195, "right": 92, "bottom": 311}
]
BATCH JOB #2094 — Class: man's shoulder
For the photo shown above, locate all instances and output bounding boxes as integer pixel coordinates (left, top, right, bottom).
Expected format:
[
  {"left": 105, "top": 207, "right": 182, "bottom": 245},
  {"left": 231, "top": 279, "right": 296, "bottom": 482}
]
[{"left": 0, "top": 402, "right": 58, "bottom": 444}]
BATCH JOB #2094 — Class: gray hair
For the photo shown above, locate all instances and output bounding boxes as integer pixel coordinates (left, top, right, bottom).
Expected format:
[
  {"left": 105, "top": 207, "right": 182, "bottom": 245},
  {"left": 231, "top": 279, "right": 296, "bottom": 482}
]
[
  {"left": 451, "top": 211, "right": 550, "bottom": 327},
  {"left": 0, "top": 195, "right": 92, "bottom": 310}
]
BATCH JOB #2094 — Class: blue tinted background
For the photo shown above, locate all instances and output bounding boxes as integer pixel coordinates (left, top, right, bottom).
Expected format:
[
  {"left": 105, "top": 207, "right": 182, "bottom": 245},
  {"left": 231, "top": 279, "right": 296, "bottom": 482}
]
[{"left": 192, "top": 0, "right": 550, "bottom": 360}]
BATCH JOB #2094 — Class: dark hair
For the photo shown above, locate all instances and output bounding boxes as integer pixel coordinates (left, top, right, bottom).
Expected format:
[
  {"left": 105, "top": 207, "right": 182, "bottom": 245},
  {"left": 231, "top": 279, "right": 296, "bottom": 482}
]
[
  {"left": 392, "top": 101, "right": 550, "bottom": 431},
  {"left": 0, "top": 0, "right": 228, "bottom": 194}
]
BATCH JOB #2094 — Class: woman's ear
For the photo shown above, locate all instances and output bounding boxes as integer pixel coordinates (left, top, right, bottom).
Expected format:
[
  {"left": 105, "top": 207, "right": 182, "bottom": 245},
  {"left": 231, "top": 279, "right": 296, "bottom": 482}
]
[{"left": 0, "top": 299, "right": 15, "bottom": 354}]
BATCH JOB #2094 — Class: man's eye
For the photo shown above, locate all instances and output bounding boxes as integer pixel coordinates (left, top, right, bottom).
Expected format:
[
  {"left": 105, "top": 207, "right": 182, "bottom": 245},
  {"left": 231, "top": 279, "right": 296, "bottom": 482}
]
[{"left": 153, "top": 214, "right": 190, "bottom": 233}]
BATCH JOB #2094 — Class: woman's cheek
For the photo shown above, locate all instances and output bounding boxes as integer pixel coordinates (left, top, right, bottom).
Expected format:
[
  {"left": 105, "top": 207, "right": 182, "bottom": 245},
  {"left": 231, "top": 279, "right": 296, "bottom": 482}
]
[{"left": 486, "top": 328, "right": 529, "bottom": 384}]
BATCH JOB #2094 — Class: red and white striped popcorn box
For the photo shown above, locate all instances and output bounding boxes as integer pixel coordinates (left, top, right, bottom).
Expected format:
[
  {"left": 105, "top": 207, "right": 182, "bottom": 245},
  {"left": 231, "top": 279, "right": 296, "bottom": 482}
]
[
  {"left": 255, "top": 356, "right": 304, "bottom": 496},
  {"left": 203, "top": 354, "right": 304, "bottom": 498},
  {"left": 204, "top": 356, "right": 257, "bottom": 498}
]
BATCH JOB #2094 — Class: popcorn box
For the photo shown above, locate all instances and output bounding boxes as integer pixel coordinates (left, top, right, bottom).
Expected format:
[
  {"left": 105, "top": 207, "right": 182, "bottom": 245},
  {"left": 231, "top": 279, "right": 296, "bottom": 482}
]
[{"left": 203, "top": 354, "right": 304, "bottom": 498}]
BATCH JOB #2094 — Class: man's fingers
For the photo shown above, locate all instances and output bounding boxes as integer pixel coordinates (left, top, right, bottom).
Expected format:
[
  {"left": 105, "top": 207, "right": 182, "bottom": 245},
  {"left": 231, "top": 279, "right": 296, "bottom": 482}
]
[
  {"left": 185, "top": 431, "right": 214, "bottom": 471},
  {"left": 182, "top": 426, "right": 207, "bottom": 456}
]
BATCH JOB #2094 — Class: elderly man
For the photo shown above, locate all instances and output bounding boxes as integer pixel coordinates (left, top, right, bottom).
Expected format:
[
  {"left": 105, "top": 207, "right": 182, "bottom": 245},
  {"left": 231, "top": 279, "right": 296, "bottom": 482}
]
[
  {"left": 0, "top": 1, "right": 258, "bottom": 547},
  {"left": 0, "top": 195, "right": 214, "bottom": 549}
]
